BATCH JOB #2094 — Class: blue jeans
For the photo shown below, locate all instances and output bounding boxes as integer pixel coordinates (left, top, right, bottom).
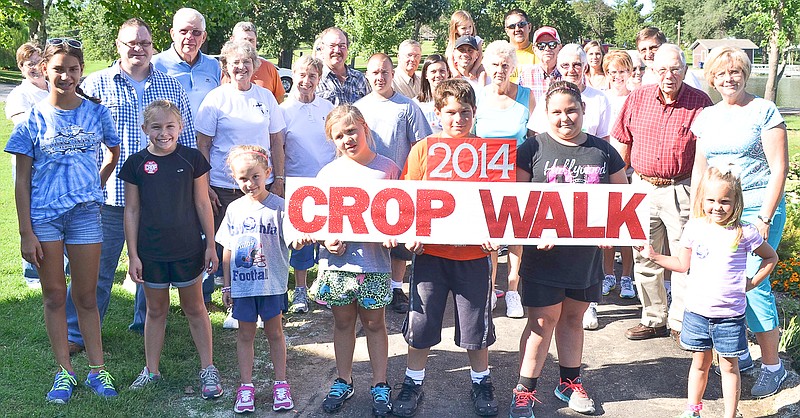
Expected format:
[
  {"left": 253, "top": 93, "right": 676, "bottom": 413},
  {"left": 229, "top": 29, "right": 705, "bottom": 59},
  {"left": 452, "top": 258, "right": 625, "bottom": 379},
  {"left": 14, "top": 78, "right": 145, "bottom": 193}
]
[{"left": 65, "top": 205, "right": 146, "bottom": 345}]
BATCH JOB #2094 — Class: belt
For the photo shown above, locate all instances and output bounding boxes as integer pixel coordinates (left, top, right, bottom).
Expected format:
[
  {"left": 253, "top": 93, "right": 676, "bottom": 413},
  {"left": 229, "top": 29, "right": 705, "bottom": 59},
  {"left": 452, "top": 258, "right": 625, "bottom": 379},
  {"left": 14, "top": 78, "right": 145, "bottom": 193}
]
[{"left": 636, "top": 171, "right": 691, "bottom": 186}]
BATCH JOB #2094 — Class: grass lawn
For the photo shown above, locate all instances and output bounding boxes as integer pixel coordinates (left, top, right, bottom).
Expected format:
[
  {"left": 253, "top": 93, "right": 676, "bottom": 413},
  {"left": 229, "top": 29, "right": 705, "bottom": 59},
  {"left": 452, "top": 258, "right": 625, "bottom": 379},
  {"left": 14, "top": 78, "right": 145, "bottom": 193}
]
[{"left": 786, "top": 114, "right": 800, "bottom": 157}]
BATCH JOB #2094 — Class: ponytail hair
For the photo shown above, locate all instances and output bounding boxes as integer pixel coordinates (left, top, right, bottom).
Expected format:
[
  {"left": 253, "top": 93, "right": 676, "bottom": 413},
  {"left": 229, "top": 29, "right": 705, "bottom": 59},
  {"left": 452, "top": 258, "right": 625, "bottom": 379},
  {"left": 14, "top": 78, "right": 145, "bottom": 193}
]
[{"left": 42, "top": 40, "right": 101, "bottom": 104}]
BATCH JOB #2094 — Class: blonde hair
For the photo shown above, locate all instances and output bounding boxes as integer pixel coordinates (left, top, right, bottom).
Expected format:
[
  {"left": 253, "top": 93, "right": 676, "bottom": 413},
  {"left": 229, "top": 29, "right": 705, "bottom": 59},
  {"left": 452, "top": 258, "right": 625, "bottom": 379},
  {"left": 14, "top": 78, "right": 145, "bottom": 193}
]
[
  {"left": 15, "top": 42, "right": 42, "bottom": 66},
  {"left": 448, "top": 10, "right": 476, "bottom": 46},
  {"left": 227, "top": 144, "right": 271, "bottom": 173},
  {"left": 703, "top": 46, "right": 751, "bottom": 88},
  {"left": 143, "top": 100, "right": 182, "bottom": 128},
  {"left": 693, "top": 165, "right": 745, "bottom": 248},
  {"left": 324, "top": 105, "right": 375, "bottom": 155},
  {"left": 219, "top": 40, "right": 261, "bottom": 78},
  {"left": 602, "top": 50, "right": 634, "bottom": 74}
]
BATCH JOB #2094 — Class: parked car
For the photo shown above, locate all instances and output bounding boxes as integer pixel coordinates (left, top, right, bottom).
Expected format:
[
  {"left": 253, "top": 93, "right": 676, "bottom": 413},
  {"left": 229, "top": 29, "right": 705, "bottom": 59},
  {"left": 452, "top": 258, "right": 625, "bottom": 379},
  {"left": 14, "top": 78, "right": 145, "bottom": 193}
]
[{"left": 278, "top": 67, "right": 292, "bottom": 92}]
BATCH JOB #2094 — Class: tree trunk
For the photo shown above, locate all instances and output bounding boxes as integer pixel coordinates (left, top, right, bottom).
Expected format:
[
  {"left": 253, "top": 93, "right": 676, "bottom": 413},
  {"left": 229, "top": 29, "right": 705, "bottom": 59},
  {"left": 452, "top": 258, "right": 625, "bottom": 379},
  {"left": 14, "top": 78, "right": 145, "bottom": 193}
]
[
  {"left": 26, "top": 0, "right": 49, "bottom": 43},
  {"left": 765, "top": 31, "right": 779, "bottom": 103},
  {"left": 413, "top": 20, "right": 421, "bottom": 41},
  {"left": 278, "top": 48, "right": 294, "bottom": 70}
]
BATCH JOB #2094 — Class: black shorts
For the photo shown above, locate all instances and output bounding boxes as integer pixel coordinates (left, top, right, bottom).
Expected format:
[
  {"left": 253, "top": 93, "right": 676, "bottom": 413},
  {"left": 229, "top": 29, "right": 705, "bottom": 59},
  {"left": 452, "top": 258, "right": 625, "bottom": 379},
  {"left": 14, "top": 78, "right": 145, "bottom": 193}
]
[
  {"left": 391, "top": 245, "right": 414, "bottom": 261},
  {"left": 141, "top": 252, "right": 205, "bottom": 289},
  {"left": 403, "top": 254, "right": 495, "bottom": 350},
  {"left": 520, "top": 280, "right": 601, "bottom": 307}
]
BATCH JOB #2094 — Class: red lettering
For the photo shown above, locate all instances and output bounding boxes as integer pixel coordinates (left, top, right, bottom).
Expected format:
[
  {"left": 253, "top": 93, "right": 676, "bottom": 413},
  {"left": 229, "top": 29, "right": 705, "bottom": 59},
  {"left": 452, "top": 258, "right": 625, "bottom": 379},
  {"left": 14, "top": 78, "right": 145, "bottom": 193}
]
[
  {"left": 328, "top": 187, "right": 369, "bottom": 234},
  {"left": 372, "top": 188, "right": 415, "bottom": 235},
  {"left": 572, "top": 192, "right": 606, "bottom": 238},
  {"left": 416, "top": 189, "right": 455, "bottom": 236},
  {"left": 287, "top": 186, "right": 328, "bottom": 233},
  {"left": 529, "top": 191, "right": 572, "bottom": 238},
  {"left": 607, "top": 192, "right": 646, "bottom": 239},
  {"left": 480, "top": 190, "right": 541, "bottom": 238}
]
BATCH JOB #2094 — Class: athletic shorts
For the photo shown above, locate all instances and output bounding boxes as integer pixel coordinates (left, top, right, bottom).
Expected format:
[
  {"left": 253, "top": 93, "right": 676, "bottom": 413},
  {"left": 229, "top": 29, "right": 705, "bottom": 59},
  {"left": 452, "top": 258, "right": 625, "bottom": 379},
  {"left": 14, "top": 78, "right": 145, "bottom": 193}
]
[
  {"left": 315, "top": 270, "right": 392, "bottom": 309},
  {"left": 403, "top": 254, "right": 495, "bottom": 351},
  {"left": 681, "top": 310, "right": 748, "bottom": 357},
  {"left": 232, "top": 294, "right": 288, "bottom": 323},
  {"left": 521, "top": 280, "right": 601, "bottom": 308},
  {"left": 290, "top": 243, "right": 318, "bottom": 270},
  {"left": 32, "top": 202, "right": 102, "bottom": 245},
  {"left": 141, "top": 252, "right": 205, "bottom": 289},
  {"left": 391, "top": 245, "right": 414, "bottom": 261}
]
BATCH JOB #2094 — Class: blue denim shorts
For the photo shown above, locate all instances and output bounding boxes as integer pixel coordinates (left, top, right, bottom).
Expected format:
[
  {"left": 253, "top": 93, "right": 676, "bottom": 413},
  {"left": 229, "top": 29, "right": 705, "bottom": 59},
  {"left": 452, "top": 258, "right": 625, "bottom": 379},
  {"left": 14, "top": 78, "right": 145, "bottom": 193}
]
[
  {"left": 232, "top": 294, "right": 288, "bottom": 323},
  {"left": 32, "top": 202, "right": 102, "bottom": 244},
  {"left": 680, "top": 310, "right": 748, "bottom": 357}
]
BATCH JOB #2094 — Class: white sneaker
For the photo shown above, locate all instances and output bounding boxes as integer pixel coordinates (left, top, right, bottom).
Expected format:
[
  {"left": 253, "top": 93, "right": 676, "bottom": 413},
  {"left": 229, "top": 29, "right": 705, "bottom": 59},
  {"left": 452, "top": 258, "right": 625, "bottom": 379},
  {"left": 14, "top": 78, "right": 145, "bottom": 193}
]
[
  {"left": 505, "top": 291, "right": 524, "bottom": 318},
  {"left": 619, "top": 276, "right": 636, "bottom": 299},
  {"left": 491, "top": 291, "right": 497, "bottom": 311},
  {"left": 223, "top": 310, "right": 239, "bottom": 329},
  {"left": 583, "top": 304, "right": 599, "bottom": 330},
  {"left": 25, "top": 277, "right": 41, "bottom": 289}
]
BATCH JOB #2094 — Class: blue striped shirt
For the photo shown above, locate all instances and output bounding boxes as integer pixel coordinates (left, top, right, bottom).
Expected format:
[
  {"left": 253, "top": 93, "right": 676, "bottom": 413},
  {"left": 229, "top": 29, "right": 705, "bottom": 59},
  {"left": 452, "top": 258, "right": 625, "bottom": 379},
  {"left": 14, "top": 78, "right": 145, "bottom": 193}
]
[
  {"left": 5, "top": 100, "right": 121, "bottom": 222},
  {"left": 81, "top": 63, "right": 196, "bottom": 207}
]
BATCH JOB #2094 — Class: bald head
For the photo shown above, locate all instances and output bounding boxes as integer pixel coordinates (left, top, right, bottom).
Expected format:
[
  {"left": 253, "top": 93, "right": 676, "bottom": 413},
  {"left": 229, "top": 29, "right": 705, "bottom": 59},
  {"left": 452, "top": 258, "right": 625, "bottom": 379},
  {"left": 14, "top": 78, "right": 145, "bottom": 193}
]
[{"left": 366, "top": 53, "right": 394, "bottom": 97}]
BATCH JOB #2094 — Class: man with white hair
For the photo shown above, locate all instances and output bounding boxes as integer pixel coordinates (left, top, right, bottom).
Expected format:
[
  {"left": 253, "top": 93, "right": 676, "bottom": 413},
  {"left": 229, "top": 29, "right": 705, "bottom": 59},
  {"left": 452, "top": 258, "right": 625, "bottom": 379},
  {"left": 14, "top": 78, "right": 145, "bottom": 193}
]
[
  {"left": 612, "top": 44, "right": 712, "bottom": 341},
  {"left": 153, "top": 7, "right": 220, "bottom": 115},
  {"left": 223, "top": 21, "right": 286, "bottom": 103},
  {"left": 392, "top": 40, "right": 422, "bottom": 99}
]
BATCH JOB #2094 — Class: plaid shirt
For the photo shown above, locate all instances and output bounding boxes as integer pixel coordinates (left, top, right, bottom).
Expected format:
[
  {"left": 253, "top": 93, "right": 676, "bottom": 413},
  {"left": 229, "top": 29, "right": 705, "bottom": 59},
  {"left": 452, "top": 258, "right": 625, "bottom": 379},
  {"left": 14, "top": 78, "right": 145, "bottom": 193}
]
[
  {"left": 316, "top": 64, "right": 371, "bottom": 105},
  {"left": 518, "top": 64, "right": 560, "bottom": 105},
  {"left": 612, "top": 84, "right": 712, "bottom": 179},
  {"left": 81, "top": 63, "right": 196, "bottom": 207}
]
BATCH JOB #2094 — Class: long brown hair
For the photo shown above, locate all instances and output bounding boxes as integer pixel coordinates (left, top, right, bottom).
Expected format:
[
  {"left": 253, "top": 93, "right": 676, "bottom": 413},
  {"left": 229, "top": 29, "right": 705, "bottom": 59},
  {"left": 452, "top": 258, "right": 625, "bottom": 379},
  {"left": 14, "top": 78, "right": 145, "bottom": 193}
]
[{"left": 42, "top": 41, "right": 101, "bottom": 104}]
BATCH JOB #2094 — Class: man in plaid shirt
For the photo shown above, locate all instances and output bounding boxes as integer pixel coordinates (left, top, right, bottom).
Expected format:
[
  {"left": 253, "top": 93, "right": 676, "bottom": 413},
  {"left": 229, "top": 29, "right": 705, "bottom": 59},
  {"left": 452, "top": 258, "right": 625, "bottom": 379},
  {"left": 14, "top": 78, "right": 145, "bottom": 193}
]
[
  {"left": 517, "top": 26, "right": 562, "bottom": 105},
  {"left": 612, "top": 44, "right": 712, "bottom": 342},
  {"left": 315, "top": 27, "right": 371, "bottom": 105},
  {"left": 63, "top": 18, "right": 195, "bottom": 354}
]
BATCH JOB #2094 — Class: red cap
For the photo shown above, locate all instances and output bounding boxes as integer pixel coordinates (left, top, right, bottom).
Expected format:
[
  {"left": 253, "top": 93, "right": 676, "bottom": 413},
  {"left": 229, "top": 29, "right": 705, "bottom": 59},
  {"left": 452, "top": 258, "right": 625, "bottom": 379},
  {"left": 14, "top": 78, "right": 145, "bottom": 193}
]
[{"left": 533, "top": 26, "right": 561, "bottom": 43}]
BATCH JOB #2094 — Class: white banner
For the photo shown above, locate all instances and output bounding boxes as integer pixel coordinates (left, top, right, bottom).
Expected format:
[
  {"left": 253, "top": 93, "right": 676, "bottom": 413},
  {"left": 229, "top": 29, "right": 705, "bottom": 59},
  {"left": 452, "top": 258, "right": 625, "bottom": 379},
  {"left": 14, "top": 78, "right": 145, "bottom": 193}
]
[{"left": 284, "top": 177, "right": 650, "bottom": 246}]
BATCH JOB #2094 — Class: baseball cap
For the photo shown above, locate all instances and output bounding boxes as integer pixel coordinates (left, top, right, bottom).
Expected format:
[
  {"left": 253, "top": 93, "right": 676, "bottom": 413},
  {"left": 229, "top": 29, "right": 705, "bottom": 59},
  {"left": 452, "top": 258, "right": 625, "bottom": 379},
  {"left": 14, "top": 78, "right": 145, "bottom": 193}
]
[
  {"left": 454, "top": 35, "right": 479, "bottom": 50},
  {"left": 533, "top": 26, "right": 561, "bottom": 43}
]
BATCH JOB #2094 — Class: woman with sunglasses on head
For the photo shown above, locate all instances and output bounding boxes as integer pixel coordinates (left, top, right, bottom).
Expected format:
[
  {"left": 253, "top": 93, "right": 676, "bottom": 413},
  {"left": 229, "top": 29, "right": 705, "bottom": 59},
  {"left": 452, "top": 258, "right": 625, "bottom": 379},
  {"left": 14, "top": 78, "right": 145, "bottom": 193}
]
[{"left": 5, "top": 38, "right": 121, "bottom": 404}]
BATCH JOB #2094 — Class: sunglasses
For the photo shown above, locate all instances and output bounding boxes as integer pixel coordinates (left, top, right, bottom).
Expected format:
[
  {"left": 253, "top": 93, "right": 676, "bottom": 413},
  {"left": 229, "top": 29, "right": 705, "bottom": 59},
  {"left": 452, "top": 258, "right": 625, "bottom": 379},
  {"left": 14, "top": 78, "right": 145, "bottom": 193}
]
[
  {"left": 506, "top": 21, "right": 529, "bottom": 30},
  {"left": 47, "top": 38, "right": 83, "bottom": 49},
  {"left": 536, "top": 41, "right": 559, "bottom": 51}
]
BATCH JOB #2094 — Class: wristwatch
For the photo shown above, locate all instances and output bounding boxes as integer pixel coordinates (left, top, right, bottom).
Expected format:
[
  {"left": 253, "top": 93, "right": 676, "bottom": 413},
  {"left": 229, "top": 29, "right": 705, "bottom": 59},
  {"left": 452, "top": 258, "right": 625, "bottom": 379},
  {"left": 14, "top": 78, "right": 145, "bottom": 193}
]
[{"left": 757, "top": 215, "right": 772, "bottom": 225}]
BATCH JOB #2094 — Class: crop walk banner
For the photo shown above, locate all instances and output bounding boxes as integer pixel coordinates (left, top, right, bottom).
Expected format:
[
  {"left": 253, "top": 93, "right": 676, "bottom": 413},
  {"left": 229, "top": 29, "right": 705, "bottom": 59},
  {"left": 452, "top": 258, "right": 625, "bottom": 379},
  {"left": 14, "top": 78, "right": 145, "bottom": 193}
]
[{"left": 283, "top": 178, "right": 650, "bottom": 246}]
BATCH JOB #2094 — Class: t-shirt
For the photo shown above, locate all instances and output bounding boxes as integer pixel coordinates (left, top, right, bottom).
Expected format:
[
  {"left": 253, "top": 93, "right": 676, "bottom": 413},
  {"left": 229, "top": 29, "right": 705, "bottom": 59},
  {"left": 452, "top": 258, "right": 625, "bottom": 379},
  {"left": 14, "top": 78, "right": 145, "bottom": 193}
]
[
  {"left": 118, "top": 144, "right": 211, "bottom": 261},
  {"left": 414, "top": 99, "right": 441, "bottom": 134},
  {"left": 5, "top": 79, "right": 49, "bottom": 125},
  {"left": 5, "top": 100, "right": 121, "bottom": 222},
  {"left": 221, "top": 57, "right": 286, "bottom": 104},
  {"left": 195, "top": 83, "right": 286, "bottom": 188},
  {"left": 691, "top": 97, "right": 784, "bottom": 209},
  {"left": 280, "top": 96, "right": 336, "bottom": 177},
  {"left": 516, "top": 132, "right": 625, "bottom": 289},
  {"left": 215, "top": 193, "right": 290, "bottom": 298},
  {"left": 317, "top": 155, "right": 400, "bottom": 273},
  {"left": 510, "top": 43, "right": 538, "bottom": 84},
  {"left": 402, "top": 137, "right": 488, "bottom": 261},
  {"left": 475, "top": 85, "right": 531, "bottom": 145},
  {"left": 354, "top": 92, "right": 433, "bottom": 169},
  {"left": 680, "top": 219, "right": 763, "bottom": 318},
  {"left": 528, "top": 85, "right": 611, "bottom": 138}
]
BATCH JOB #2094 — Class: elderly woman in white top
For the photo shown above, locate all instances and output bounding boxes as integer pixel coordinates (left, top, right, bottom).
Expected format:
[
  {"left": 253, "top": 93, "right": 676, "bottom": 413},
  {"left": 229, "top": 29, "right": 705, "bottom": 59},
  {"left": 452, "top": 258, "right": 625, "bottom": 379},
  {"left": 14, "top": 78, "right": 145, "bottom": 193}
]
[
  {"left": 690, "top": 46, "right": 789, "bottom": 398},
  {"left": 279, "top": 55, "right": 336, "bottom": 314}
]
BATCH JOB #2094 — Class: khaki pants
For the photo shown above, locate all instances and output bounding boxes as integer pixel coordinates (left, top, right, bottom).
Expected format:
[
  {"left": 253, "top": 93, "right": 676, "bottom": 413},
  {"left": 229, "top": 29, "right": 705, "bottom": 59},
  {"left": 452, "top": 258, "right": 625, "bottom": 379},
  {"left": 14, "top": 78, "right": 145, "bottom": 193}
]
[{"left": 631, "top": 174, "right": 690, "bottom": 331}]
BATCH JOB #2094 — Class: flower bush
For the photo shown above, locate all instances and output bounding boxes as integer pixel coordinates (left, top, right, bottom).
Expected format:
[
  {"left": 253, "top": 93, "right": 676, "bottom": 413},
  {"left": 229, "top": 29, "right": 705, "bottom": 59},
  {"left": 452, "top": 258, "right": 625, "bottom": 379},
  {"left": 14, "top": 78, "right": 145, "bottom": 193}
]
[{"left": 772, "top": 256, "right": 800, "bottom": 298}]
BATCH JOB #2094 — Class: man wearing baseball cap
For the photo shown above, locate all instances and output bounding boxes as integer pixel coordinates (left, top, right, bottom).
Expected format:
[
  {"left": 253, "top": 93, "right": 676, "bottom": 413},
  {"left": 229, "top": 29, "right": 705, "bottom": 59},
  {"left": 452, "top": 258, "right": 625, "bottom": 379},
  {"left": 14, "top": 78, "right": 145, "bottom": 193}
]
[
  {"left": 503, "top": 9, "right": 538, "bottom": 83},
  {"left": 518, "top": 25, "right": 562, "bottom": 103},
  {"left": 452, "top": 35, "right": 486, "bottom": 89}
]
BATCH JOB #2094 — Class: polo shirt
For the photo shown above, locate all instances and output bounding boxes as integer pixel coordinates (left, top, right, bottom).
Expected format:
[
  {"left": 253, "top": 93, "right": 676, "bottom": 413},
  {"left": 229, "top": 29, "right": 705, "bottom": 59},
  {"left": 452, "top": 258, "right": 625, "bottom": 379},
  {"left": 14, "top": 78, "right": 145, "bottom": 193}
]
[
  {"left": 611, "top": 83, "right": 712, "bottom": 179},
  {"left": 152, "top": 45, "right": 221, "bottom": 115}
]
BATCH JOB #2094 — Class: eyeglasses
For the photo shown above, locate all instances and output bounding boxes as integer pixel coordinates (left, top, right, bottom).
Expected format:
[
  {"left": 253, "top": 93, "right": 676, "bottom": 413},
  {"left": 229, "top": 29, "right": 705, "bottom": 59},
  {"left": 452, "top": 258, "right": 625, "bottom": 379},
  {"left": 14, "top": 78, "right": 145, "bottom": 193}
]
[
  {"left": 47, "top": 38, "right": 83, "bottom": 49},
  {"left": 23, "top": 60, "right": 42, "bottom": 69},
  {"left": 324, "top": 42, "right": 348, "bottom": 50},
  {"left": 606, "top": 70, "right": 629, "bottom": 76},
  {"left": 536, "top": 41, "right": 559, "bottom": 51},
  {"left": 713, "top": 69, "right": 743, "bottom": 79},
  {"left": 118, "top": 40, "right": 153, "bottom": 49},
  {"left": 656, "top": 67, "right": 684, "bottom": 76},
  {"left": 559, "top": 62, "right": 585, "bottom": 71},
  {"left": 177, "top": 29, "right": 204, "bottom": 37},
  {"left": 506, "top": 21, "right": 529, "bottom": 30}
]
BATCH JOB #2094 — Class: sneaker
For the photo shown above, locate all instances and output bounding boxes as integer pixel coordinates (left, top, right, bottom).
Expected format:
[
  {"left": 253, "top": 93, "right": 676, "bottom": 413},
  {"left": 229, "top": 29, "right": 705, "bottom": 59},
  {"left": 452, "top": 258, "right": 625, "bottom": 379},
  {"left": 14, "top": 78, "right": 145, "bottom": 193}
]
[
  {"left": 392, "top": 376, "right": 424, "bottom": 417},
  {"left": 554, "top": 377, "right": 595, "bottom": 414},
  {"left": 471, "top": 375, "right": 498, "bottom": 416},
  {"left": 46, "top": 367, "right": 77, "bottom": 404},
  {"left": 371, "top": 382, "right": 392, "bottom": 417},
  {"left": 389, "top": 288, "right": 410, "bottom": 314},
  {"left": 509, "top": 384, "right": 539, "bottom": 418},
  {"left": 676, "top": 411, "right": 701, "bottom": 418},
  {"left": 84, "top": 369, "right": 118, "bottom": 398},
  {"left": 619, "top": 276, "right": 636, "bottom": 299},
  {"left": 200, "top": 365, "right": 223, "bottom": 399},
  {"left": 290, "top": 287, "right": 309, "bottom": 313},
  {"left": 273, "top": 381, "right": 294, "bottom": 411},
  {"left": 751, "top": 363, "right": 787, "bottom": 398},
  {"left": 234, "top": 384, "right": 255, "bottom": 414},
  {"left": 494, "top": 288, "right": 505, "bottom": 298},
  {"left": 582, "top": 304, "right": 599, "bottom": 330},
  {"left": 130, "top": 366, "right": 161, "bottom": 389},
  {"left": 498, "top": 245, "right": 509, "bottom": 256},
  {"left": 602, "top": 274, "right": 616, "bottom": 295},
  {"left": 491, "top": 290, "right": 498, "bottom": 311},
  {"left": 322, "top": 378, "right": 354, "bottom": 413},
  {"left": 506, "top": 290, "right": 524, "bottom": 318},
  {"left": 223, "top": 309, "right": 239, "bottom": 329}
]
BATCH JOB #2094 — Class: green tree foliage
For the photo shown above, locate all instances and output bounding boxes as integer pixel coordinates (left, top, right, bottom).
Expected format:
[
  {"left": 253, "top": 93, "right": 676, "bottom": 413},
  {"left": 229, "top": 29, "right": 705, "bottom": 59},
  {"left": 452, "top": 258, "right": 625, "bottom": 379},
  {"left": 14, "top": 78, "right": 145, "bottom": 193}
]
[
  {"left": 572, "top": 0, "right": 616, "bottom": 42},
  {"left": 404, "top": 0, "right": 447, "bottom": 41},
  {"left": 648, "top": 0, "right": 684, "bottom": 42},
  {"left": 47, "top": 1, "right": 116, "bottom": 61},
  {"left": 0, "top": 0, "right": 57, "bottom": 42},
  {"left": 337, "top": 0, "right": 411, "bottom": 57},
  {"left": 612, "top": 0, "right": 644, "bottom": 49}
]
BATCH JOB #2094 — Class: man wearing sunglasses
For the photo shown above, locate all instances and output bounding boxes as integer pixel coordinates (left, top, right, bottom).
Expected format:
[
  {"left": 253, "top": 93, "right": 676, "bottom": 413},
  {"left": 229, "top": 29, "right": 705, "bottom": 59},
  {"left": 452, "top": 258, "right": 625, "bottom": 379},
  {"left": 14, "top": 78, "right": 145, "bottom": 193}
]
[
  {"left": 518, "top": 26, "right": 562, "bottom": 104},
  {"left": 153, "top": 7, "right": 221, "bottom": 116},
  {"left": 65, "top": 18, "right": 195, "bottom": 353},
  {"left": 636, "top": 27, "right": 702, "bottom": 90},
  {"left": 503, "top": 9, "right": 538, "bottom": 83}
]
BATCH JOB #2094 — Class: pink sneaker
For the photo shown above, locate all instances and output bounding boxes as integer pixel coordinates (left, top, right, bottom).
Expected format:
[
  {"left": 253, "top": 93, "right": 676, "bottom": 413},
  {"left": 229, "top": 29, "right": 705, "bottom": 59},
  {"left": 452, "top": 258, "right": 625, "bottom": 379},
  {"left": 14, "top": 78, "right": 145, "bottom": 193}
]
[
  {"left": 234, "top": 384, "right": 255, "bottom": 414},
  {"left": 273, "top": 381, "right": 294, "bottom": 411}
]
